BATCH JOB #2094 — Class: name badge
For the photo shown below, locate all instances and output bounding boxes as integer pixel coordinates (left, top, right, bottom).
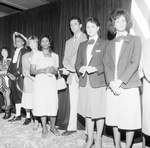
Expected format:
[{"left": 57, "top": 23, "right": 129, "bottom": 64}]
[{"left": 95, "top": 50, "right": 101, "bottom": 52}]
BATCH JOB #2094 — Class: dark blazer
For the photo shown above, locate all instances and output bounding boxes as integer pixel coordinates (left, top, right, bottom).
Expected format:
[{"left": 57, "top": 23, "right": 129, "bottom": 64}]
[
  {"left": 75, "top": 37, "right": 107, "bottom": 88},
  {"left": 8, "top": 47, "right": 30, "bottom": 101},
  {"left": 8, "top": 47, "right": 29, "bottom": 77},
  {"left": 103, "top": 33, "right": 142, "bottom": 89}
]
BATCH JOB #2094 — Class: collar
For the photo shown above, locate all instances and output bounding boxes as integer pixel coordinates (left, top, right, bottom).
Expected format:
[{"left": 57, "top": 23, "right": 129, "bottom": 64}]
[
  {"left": 116, "top": 31, "right": 128, "bottom": 38},
  {"left": 74, "top": 32, "right": 82, "bottom": 39},
  {"left": 89, "top": 35, "right": 98, "bottom": 42},
  {"left": 15, "top": 46, "right": 23, "bottom": 51}
]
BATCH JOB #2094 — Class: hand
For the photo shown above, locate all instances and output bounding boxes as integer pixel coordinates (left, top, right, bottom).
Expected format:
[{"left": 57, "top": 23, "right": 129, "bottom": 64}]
[
  {"left": 60, "top": 68, "right": 69, "bottom": 75},
  {"left": 86, "top": 66, "right": 98, "bottom": 74},
  {"left": 46, "top": 66, "right": 57, "bottom": 75},
  {"left": 110, "top": 79, "right": 122, "bottom": 93},
  {"left": 114, "top": 87, "right": 122, "bottom": 96},
  {"left": 7, "top": 73, "right": 16, "bottom": 81},
  {"left": 79, "top": 66, "right": 87, "bottom": 74}
]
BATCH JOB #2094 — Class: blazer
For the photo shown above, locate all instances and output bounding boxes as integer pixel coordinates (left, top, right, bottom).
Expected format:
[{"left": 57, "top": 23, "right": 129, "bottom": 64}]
[
  {"left": 8, "top": 47, "right": 30, "bottom": 99},
  {"left": 75, "top": 37, "right": 107, "bottom": 88},
  {"left": 103, "top": 33, "right": 142, "bottom": 89},
  {"left": 8, "top": 47, "right": 29, "bottom": 77},
  {"left": 63, "top": 32, "right": 87, "bottom": 84}
]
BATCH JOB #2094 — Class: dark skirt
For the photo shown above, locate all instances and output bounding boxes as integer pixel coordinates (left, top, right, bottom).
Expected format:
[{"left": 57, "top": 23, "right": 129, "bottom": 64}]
[{"left": 78, "top": 76, "right": 107, "bottom": 119}]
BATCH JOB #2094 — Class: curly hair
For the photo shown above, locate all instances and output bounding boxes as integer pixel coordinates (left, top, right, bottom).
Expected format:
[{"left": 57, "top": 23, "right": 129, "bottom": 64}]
[
  {"left": 107, "top": 8, "right": 132, "bottom": 34},
  {"left": 39, "top": 34, "right": 53, "bottom": 52}
]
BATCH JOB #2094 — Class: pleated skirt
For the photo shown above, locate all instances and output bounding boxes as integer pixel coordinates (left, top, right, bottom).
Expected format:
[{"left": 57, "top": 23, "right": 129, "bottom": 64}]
[
  {"left": 106, "top": 87, "right": 141, "bottom": 130},
  {"left": 78, "top": 76, "right": 107, "bottom": 119}
]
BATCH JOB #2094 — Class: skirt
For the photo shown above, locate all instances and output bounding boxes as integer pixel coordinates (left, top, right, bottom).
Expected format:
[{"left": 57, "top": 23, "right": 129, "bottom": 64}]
[
  {"left": 78, "top": 76, "right": 107, "bottom": 119},
  {"left": 106, "top": 87, "right": 141, "bottom": 130},
  {"left": 21, "top": 92, "right": 33, "bottom": 109}
]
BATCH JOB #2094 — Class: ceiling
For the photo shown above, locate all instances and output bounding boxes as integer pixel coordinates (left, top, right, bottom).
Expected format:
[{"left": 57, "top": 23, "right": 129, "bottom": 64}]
[{"left": 0, "top": 0, "right": 57, "bottom": 18}]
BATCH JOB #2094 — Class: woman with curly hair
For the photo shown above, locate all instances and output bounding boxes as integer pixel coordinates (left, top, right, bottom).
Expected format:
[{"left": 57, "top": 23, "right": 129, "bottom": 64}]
[
  {"left": 103, "top": 8, "right": 142, "bottom": 148},
  {"left": 30, "top": 34, "right": 60, "bottom": 138}
]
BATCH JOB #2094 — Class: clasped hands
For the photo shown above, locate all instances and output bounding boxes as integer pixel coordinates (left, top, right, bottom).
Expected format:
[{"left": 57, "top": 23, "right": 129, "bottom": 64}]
[
  {"left": 44, "top": 66, "right": 57, "bottom": 76},
  {"left": 79, "top": 66, "right": 97, "bottom": 75},
  {"left": 109, "top": 79, "right": 123, "bottom": 96}
]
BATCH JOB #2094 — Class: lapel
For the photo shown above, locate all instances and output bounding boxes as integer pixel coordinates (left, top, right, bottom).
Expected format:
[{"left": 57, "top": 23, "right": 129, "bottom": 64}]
[
  {"left": 118, "top": 33, "right": 130, "bottom": 61},
  {"left": 72, "top": 32, "right": 84, "bottom": 56},
  {"left": 91, "top": 37, "right": 101, "bottom": 57},
  {"left": 83, "top": 41, "right": 88, "bottom": 65},
  {"left": 110, "top": 33, "right": 130, "bottom": 64},
  {"left": 110, "top": 40, "right": 116, "bottom": 64},
  {"left": 17, "top": 47, "right": 22, "bottom": 69}
]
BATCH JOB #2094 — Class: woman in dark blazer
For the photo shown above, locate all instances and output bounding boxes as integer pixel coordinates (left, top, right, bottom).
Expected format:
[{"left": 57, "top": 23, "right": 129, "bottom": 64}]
[
  {"left": 76, "top": 17, "right": 107, "bottom": 148},
  {"left": 103, "top": 9, "right": 142, "bottom": 148}
]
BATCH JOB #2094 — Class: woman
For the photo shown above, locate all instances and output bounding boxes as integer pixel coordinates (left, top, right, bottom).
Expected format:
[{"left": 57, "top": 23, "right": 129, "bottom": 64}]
[
  {"left": 0, "top": 47, "right": 12, "bottom": 119},
  {"left": 141, "top": 18, "right": 150, "bottom": 147},
  {"left": 103, "top": 9, "right": 141, "bottom": 148},
  {"left": 75, "top": 17, "right": 107, "bottom": 148},
  {"left": 21, "top": 36, "right": 39, "bottom": 127},
  {"left": 30, "top": 34, "right": 60, "bottom": 138}
]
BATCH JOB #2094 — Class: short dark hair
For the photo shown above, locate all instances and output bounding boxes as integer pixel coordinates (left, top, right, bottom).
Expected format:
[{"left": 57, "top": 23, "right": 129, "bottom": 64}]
[
  {"left": 107, "top": 8, "right": 132, "bottom": 34},
  {"left": 86, "top": 17, "right": 101, "bottom": 28},
  {"left": 85, "top": 17, "right": 101, "bottom": 37},
  {"left": 39, "top": 34, "right": 53, "bottom": 52},
  {"left": 70, "top": 17, "right": 82, "bottom": 24}
]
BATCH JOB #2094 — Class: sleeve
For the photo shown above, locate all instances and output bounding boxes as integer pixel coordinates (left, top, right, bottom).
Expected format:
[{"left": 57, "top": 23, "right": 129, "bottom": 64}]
[
  {"left": 63, "top": 41, "right": 75, "bottom": 71},
  {"left": 75, "top": 43, "right": 83, "bottom": 75},
  {"left": 31, "top": 52, "right": 38, "bottom": 65},
  {"left": 13, "top": 48, "right": 29, "bottom": 77},
  {"left": 22, "top": 54, "right": 33, "bottom": 80},
  {"left": 142, "top": 39, "right": 150, "bottom": 82},
  {"left": 56, "top": 54, "right": 59, "bottom": 68},
  {"left": 103, "top": 42, "right": 114, "bottom": 84}
]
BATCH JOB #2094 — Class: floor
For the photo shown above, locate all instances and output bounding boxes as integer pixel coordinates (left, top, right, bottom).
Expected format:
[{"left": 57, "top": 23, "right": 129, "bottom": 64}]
[{"left": 0, "top": 113, "right": 143, "bottom": 148}]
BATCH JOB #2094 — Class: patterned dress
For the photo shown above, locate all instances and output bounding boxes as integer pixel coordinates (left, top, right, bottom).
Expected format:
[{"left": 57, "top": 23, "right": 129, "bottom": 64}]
[{"left": 0, "top": 59, "right": 11, "bottom": 93}]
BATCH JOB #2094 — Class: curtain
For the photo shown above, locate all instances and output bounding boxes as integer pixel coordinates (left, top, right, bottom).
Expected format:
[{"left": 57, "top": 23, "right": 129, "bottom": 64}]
[{"left": 0, "top": 0, "right": 132, "bottom": 127}]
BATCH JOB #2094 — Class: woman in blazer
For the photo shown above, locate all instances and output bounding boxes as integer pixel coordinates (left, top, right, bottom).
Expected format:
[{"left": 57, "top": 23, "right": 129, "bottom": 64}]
[
  {"left": 76, "top": 17, "right": 107, "bottom": 148},
  {"left": 103, "top": 8, "right": 142, "bottom": 148}
]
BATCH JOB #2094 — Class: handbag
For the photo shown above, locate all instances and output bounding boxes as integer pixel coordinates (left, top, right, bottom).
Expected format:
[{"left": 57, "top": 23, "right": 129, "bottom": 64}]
[{"left": 57, "top": 77, "right": 67, "bottom": 91}]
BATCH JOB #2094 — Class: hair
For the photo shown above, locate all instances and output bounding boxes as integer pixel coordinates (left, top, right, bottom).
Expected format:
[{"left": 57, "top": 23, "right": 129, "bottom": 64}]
[
  {"left": 70, "top": 17, "right": 82, "bottom": 25},
  {"left": 107, "top": 8, "right": 133, "bottom": 34},
  {"left": 39, "top": 34, "right": 53, "bottom": 52},
  {"left": 28, "top": 36, "right": 38, "bottom": 42},
  {"left": 0, "top": 46, "right": 10, "bottom": 60},
  {"left": 86, "top": 17, "right": 101, "bottom": 28},
  {"left": 85, "top": 17, "right": 101, "bottom": 37}
]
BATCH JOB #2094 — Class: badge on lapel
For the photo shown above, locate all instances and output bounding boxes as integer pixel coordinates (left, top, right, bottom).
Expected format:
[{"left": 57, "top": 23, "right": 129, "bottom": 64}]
[{"left": 95, "top": 50, "right": 101, "bottom": 53}]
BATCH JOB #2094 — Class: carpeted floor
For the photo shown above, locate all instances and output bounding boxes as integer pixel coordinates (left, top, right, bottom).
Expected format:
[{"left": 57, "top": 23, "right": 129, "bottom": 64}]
[{"left": 0, "top": 113, "right": 142, "bottom": 148}]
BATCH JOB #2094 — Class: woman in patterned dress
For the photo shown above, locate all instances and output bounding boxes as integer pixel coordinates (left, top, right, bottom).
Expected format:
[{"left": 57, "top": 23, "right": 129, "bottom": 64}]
[{"left": 0, "top": 47, "right": 12, "bottom": 119}]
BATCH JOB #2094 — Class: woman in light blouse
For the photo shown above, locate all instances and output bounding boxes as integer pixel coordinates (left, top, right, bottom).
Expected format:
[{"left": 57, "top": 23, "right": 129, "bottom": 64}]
[
  {"left": 103, "top": 8, "right": 142, "bottom": 148},
  {"left": 76, "top": 17, "right": 107, "bottom": 148}
]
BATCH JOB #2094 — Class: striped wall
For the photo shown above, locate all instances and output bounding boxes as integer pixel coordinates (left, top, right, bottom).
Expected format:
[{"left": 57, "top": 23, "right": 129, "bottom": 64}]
[{"left": 131, "top": 0, "right": 150, "bottom": 44}]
